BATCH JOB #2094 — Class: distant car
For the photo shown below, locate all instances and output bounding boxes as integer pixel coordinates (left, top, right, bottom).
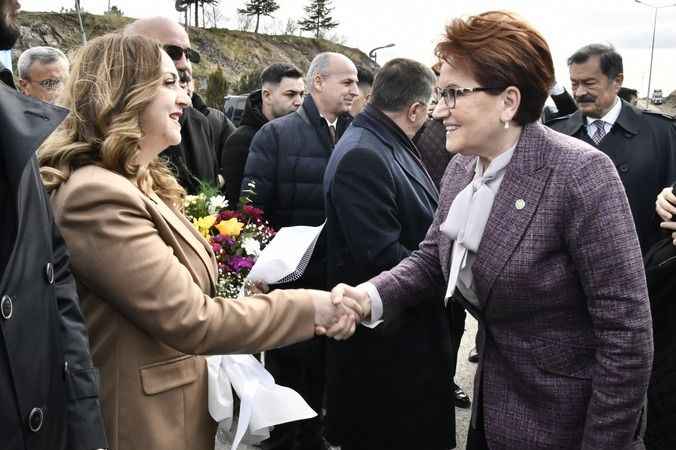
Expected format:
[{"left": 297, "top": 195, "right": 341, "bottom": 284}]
[
  {"left": 223, "top": 95, "right": 247, "bottom": 127},
  {"left": 651, "top": 89, "right": 664, "bottom": 105}
]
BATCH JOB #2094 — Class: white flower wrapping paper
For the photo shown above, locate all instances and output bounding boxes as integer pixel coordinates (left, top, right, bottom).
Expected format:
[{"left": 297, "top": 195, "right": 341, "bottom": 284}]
[{"left": 207, "top": 223, "right": 325, "bottom": 450}]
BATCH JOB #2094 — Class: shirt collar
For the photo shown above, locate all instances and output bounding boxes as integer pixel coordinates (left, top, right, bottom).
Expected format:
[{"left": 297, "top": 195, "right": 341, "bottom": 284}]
[
  {"left": 586, "top": 96, "right": 621, "bottom": 127},
  {"left": 321, "top": 115, "right": 338, "bottom": 128}
]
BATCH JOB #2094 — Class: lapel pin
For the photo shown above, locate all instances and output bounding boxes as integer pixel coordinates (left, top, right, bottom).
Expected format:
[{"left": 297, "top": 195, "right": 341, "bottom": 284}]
[{"left": 515, "top": 199, "right": 526, "bottom": 210}]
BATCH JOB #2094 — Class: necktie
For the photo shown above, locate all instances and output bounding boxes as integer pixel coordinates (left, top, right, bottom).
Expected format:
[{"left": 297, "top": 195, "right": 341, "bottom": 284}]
[
  {"left": 328, "top": 124, "right": 337, "bottom": 146},
  {"left": 591, "top": 120, "right": 607, "bottom": 145}
]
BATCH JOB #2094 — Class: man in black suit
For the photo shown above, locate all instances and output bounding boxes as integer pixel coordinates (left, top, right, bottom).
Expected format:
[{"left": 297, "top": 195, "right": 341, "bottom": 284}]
[
  {"left": 547, "top": 43, "right": 676, "bottom": 254},
  {"left": 323, "top": 58, "right": 456, "bottom": 450}
]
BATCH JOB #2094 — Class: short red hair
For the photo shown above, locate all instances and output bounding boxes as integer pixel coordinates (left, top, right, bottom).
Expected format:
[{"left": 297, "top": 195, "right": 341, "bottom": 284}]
[{"left": 435, "top": 11, "right": 554, "bottom": 125}]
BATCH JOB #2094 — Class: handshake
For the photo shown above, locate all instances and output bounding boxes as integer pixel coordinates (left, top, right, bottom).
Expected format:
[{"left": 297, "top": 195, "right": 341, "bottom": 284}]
[{"left": 310, "top": 284, "right": 372, "bottom": 340}]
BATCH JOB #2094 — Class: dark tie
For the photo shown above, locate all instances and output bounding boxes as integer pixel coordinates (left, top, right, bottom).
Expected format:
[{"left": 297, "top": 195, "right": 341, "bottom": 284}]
[
  {"left": 591, "top": 120, "right": 607, "bottom": 145},
  {"left": 328, "top": 124, "right": 337, "bottom": 146}
]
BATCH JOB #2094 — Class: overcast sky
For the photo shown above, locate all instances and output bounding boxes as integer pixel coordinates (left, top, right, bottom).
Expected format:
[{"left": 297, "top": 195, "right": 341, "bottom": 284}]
[{"left": 19, "top": 0, "right": 676, "bottom": 97}]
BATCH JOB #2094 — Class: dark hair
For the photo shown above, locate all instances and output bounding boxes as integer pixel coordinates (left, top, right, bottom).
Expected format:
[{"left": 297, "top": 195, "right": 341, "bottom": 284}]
[
  {"left": 618, "top": 86, "right": 637, "bottom": 102},
  {"left": 370, "top": 58, "right": 435, "bottom": 112},
  {"left": 567, "top": 44, "right": 623, "bottom": 80},
  {"left": 435, "top": 10, "right": 554, "bottom": 126},
  {"left": 260, "top": 63, "right": 303, "bottom": 86},
  {"left": 356, "top": 65, "right": 375, "bottom": 87}
]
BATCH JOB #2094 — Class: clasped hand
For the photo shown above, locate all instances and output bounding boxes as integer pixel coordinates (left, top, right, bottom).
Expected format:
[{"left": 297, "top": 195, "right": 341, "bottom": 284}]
[
  {"left": 311, "top": 284, "right": 372, "bottom": 340},
  {"left": 656, "top": 187, "right": 676, "bottom": 245}
]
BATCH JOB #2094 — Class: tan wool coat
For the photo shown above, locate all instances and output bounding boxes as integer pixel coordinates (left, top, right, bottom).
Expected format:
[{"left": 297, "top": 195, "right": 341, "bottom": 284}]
[{"left": 50, "top": 165, "right": 315, "bottom": 450}]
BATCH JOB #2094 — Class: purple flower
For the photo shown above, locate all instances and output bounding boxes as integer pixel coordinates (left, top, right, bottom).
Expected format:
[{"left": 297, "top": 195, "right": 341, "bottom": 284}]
[
  {"left": 229, "top": 256, "right": 254, "bottom": 273},
  {"left": 212, "top": 243, "right": 222, "bottom": 254}
]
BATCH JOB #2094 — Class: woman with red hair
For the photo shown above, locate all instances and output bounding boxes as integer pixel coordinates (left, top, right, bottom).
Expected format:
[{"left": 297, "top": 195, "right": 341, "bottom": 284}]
[{"left": 338, "top": 11, "right": 653, "bottom": 450}]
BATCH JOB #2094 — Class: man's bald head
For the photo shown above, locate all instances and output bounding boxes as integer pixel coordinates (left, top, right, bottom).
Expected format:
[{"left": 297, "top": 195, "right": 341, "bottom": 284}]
[
  {"left": 306, "top": 52, "right": 359, "bottom": 120},
  {"left": 125, "top": 17, "right": 191, "bottom": 70},
  {"left": 125, "top": 17, "right": 190, "bottom": 47}
]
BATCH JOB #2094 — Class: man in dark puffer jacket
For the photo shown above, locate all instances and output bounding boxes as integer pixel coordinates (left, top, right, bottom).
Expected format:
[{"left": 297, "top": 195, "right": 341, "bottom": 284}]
[
  {"left": 221, "top": 63, "right": 304, "bottom": 207},
  {"left": 241, "top": 52, "right": 358, "bottom": 450}
]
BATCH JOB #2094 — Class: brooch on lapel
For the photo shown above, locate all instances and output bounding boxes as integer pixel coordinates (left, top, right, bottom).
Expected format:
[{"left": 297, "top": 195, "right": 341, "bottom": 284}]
[{"left": 514, "top": 199, "right": 526, "bottom": 210}]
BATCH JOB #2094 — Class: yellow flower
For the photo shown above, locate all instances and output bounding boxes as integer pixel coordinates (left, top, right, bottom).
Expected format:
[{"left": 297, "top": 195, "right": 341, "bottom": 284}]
[
  {"left": 192, "top": 215, "right": 217, "bottom": 239},
  {"left": 215, "top": 218, "right": 244, "bottom": 237}
]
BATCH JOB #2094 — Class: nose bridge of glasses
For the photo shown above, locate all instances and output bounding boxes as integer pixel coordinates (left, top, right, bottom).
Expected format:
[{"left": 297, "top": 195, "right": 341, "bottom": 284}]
[{"left": 435, "top": 86, "right": 456, "bottom": 109}]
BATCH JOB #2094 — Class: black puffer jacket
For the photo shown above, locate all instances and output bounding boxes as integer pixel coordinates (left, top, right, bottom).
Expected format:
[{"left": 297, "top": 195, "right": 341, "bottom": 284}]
[
  {"left": 220, "top": 90, "right": 267, "bottom": 207},
  {"left": 241, "top": 94, "right": 352, "bottom": 289}
]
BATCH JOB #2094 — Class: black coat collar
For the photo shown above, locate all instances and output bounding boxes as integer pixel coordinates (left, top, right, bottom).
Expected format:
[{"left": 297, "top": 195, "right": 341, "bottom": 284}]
[
  {"left": 0, "top": 61, "right": 15, "bottom": 90},
  {"left": 240, "top": 89, "right": 267, "bottom": 129},
  {"left": 353, "top": 104, "right": 438, "bottom": 201},
  {"left": 554, "top": 99, "right": 640, "bottom": 137}
]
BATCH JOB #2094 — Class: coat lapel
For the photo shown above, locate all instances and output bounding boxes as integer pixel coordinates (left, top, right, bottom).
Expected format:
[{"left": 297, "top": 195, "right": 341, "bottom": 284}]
[
  {"left": 148, "top": 193, "right": 217, "bottom": 293},
  {"left": 472, "top": 123, "right": 552, "bottom": 308},
  {"left": 391, "top": 143, "right": 439, "bottom": 203}
]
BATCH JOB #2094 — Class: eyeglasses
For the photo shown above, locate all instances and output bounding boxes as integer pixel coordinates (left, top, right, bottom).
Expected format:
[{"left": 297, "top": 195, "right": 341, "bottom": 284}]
[
  {"left": 163, "top": 45, "right": 201, "bottom": 64},
  {"left": 33, "top": 78, "right": 64, "bottom": 91},
  {"left": 434, "top": 86, "right": 506, "bottom": 109}
]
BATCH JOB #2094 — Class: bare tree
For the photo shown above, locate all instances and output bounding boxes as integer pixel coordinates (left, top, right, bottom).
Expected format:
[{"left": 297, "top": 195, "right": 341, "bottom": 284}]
[
  {"left": 283, "top": 17, "right": 298, "bottom": 35},
  {"left": 205, "top": 2, "right": 225, "bottom": 28},
  {"left": 237, "top": 12, "right": 254, "bottom": 31}
]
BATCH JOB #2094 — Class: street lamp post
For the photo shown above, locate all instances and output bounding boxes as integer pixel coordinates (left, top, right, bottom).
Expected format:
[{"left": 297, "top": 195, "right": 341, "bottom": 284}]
[
  {"left": 368, "top": 43, "right": 395, "bottom": 63},
  {"left": 635, "top": 0, "right": 676, "bottom": 100}
]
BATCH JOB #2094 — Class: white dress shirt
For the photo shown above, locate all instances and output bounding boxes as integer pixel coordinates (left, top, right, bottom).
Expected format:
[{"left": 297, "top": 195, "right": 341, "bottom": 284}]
[{"left": 585, "top": 97, "right": 621, "bottom": 140}]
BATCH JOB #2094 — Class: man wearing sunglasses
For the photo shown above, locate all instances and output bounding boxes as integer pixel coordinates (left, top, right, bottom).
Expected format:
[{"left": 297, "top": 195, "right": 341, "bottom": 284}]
[
  {"left": 17, "top": 46, "right": 69, "bottom": 104},
  {"left": 126, "top": 17, "right": 220, "bottom": 194}
]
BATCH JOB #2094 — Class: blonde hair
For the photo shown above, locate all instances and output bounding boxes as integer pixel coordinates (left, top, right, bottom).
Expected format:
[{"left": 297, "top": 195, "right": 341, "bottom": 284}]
[{"left": 39, "top": 32, "right": 185, "bottom": 210}]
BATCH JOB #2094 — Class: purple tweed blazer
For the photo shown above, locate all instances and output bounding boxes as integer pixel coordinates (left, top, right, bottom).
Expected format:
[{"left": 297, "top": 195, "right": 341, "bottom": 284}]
[{"left": 371, "top": 122, "right": 653, "bottom": 450}]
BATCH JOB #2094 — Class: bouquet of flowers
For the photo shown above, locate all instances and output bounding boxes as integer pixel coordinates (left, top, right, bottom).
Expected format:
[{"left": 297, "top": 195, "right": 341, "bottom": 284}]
[{"left": 184, "top": 182, "right": 276, "bottom": 298}]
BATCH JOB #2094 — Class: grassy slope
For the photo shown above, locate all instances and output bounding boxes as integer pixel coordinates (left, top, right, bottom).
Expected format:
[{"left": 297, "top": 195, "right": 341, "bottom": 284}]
[{"left": 15, "top": 11, "right": 378, "bottom": 91}]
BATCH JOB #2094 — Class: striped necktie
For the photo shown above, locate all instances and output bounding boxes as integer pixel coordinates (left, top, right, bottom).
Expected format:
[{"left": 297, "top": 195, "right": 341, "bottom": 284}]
[
  {"left": 591, "top": 120, "right": 607, "bottom": 145},
  {"left": 328, "top": 124, "right": 337, "bottom": 147}
]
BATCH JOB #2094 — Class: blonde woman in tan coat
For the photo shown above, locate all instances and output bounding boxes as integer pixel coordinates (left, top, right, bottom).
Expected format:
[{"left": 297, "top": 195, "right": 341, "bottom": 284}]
[{"left": 39, "top": 33, "right": 361, "bottom": 450}]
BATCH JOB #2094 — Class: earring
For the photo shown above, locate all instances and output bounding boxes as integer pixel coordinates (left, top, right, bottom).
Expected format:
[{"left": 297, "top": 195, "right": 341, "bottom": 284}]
[{"left": 503, "top": 120, "right": 509, "bottom": 130}]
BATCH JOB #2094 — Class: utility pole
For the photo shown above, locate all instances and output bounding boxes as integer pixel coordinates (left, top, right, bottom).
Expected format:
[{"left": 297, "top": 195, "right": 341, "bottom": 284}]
[
  {"left": 634, "top": 0, "right": 676, "bottom": 99},
  {"left": 74, "top": 0, "right": 87, "bottom": 44}
]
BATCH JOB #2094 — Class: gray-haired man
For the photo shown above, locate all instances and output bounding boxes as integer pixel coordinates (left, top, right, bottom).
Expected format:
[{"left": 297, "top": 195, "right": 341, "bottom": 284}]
[{"left": 17, "top": 46, "right": 69, "bottom": 103}]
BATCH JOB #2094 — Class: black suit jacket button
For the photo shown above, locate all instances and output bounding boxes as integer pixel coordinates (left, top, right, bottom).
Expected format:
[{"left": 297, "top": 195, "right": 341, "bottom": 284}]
[
  {"left": 1, "top": 295, "right": 13, "bottom": 320},
  {"left": 619, "top": 164, "right": 630, "bottom": 173},
  {"left": 28, "top": 407, "right": 44, "bottom": 432},
  {"left": 45, "top": 262, "right": 55, "bottom": 285}
]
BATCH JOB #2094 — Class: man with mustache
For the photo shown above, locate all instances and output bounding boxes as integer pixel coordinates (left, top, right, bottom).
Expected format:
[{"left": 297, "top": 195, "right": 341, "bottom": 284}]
[{"left": 548, "top": 43, "right": 676, "bottom": 254}]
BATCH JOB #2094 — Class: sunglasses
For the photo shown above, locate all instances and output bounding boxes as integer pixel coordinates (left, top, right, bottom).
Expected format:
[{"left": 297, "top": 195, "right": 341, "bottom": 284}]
[{"left": 163, "top": 45, "right": 201, "bottom": 64}]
